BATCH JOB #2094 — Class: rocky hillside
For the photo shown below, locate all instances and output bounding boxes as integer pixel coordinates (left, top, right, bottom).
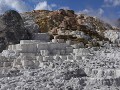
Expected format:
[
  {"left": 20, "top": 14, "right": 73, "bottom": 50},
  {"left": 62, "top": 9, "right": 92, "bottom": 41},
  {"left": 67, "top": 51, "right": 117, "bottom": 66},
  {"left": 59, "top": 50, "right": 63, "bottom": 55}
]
[
  {"left": 0, "top": 9, "right": 119, "bottom": 52},
  {"left": 21, "top": 9, "right": 118, "bottom": 46}
]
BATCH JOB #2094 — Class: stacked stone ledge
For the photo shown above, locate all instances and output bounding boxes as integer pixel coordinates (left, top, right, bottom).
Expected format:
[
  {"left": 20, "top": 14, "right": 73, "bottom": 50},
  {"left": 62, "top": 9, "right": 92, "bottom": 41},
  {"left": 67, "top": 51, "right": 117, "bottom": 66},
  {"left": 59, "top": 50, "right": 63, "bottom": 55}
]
[{"left": 1, "top": 33, "right": 74, "bottom": 69}]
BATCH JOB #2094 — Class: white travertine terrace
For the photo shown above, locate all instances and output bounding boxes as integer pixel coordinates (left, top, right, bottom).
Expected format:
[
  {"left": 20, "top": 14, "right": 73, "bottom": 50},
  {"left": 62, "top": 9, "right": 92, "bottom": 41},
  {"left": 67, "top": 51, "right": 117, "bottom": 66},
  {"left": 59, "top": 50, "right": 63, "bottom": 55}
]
[{"left": 0, "top": 33, "right": 120, "bottom": 89}]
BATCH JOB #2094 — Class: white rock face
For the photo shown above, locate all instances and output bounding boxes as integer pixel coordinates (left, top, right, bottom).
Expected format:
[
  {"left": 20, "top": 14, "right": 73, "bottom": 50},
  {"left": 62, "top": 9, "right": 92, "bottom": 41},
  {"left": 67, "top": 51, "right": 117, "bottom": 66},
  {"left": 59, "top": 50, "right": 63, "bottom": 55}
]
[
  {"left": 1, "top": 33, "right": 73, "bottom": 69},
  {"left": 2, "top": 50, "right": 16, "bottom": 58},
  {"left": 104, "top": 30, "right": 120, "bottom": 43},
  {"left": 71, "top": 30, "right": 90, "bottom": 40},
  {"left": 20, "top": 44, "right": 37, "bottom": 53},
  {"left": 20, "top": 40, "right": 41, "bottom": 44}
]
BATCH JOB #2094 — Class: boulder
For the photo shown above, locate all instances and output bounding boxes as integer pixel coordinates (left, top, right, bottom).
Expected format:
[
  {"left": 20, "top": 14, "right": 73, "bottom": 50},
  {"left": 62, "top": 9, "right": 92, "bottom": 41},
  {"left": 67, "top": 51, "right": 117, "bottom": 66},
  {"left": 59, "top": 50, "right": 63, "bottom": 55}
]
[
  {"left": 64, "top": 68, "right": 87, "bottom": 80},
  {"left": 0, "top": 10, "right": 31, "bottom": 52}
]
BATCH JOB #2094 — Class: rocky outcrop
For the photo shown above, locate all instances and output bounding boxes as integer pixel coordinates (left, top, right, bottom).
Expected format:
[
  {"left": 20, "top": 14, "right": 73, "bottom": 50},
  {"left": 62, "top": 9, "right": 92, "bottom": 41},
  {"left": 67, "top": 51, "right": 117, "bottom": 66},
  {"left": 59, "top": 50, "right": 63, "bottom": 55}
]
[
  {"left": 104, "top": 30, "right": 120, "bottom": 43},
  {"left": 22, "top": 9, "right": 114, "bottom": 47},
  {"left": 0, "top": 10, "right": 31, "bottom": 52},
  {"left": 21, "top": 13, "right": 40, "bottom": 34}
]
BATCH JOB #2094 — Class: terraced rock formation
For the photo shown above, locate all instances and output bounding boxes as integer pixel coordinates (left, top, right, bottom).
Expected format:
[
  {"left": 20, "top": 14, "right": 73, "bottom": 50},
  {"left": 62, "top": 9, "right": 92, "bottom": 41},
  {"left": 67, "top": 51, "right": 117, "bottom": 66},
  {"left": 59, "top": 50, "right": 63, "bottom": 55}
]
[{"left": 21, "top": 9, "right": 118, "bottom": 47}]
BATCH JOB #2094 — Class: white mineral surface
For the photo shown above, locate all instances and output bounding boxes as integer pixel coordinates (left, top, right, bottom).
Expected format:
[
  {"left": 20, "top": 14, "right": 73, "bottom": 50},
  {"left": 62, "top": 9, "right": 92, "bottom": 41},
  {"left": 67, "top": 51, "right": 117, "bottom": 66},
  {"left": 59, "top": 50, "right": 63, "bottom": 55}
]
[{"left": 0, "top": 33, "right": 120, "bottom": 90}]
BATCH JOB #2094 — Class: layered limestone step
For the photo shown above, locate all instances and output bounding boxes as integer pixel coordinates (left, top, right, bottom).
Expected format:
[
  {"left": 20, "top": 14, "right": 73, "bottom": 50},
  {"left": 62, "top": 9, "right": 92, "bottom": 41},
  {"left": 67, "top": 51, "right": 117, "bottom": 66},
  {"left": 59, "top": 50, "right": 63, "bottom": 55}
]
[
  {"left": 88, "top": 77, "right": 120, "bottom": 86},
  {"left": 91, "top": 69, "right": 120, "bottom": 78},
  {"left": 32, "top": 33, "right": 50, "bottom": 42},
  {"left": 1, "top": 39, "right": 74, "bottom": 69},
  {"left": 20, "top": 40, "right": 42, "bottom": 44},
  {"left": 7, "top": 40, "right": 73, "bottom": 55},
  {"left": 73, "top": 48, "right": 91, "bottom": 56}
]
